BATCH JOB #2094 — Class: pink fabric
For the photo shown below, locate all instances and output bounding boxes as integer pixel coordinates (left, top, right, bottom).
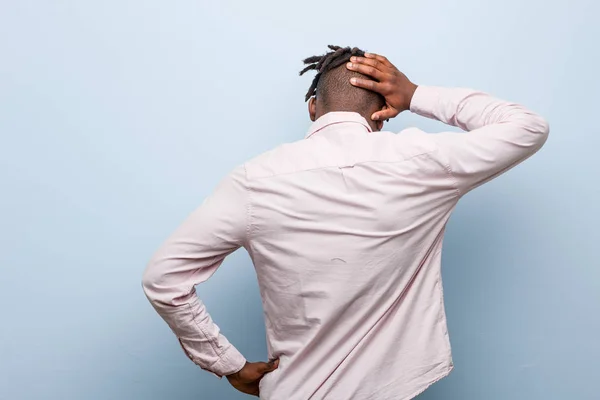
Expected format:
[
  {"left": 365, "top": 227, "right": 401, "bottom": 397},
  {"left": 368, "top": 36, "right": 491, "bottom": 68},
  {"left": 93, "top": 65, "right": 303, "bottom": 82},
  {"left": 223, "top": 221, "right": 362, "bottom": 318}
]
[{"left": 143, "top": 86, "right": 549, "bottom": 399}]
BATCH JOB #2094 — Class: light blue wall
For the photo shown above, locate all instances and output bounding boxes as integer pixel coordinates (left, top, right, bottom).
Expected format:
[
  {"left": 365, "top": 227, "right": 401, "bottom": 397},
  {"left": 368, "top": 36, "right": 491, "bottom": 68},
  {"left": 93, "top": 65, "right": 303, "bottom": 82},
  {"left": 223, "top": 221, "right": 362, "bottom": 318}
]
[{"left": 1, "top": 1, "right": 598, "bottom": 399}]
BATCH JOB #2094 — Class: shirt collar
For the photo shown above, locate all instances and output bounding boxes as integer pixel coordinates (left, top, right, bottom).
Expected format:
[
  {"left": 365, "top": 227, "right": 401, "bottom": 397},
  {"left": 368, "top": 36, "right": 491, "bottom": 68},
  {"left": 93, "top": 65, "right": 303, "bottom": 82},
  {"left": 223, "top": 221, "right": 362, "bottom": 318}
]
[{"left": 305, "top": 112, "right": 372, "bottom": 139}]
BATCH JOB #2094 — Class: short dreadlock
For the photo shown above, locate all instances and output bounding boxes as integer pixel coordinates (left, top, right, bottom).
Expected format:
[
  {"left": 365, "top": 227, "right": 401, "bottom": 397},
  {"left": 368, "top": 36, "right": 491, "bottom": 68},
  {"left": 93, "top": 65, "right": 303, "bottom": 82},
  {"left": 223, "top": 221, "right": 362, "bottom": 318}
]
[
  {"left": 299, "top": 45, "right": 385, "bottom": 124},
  {"left": 299, "top": 45, "right": 367, "bottom": 102}
]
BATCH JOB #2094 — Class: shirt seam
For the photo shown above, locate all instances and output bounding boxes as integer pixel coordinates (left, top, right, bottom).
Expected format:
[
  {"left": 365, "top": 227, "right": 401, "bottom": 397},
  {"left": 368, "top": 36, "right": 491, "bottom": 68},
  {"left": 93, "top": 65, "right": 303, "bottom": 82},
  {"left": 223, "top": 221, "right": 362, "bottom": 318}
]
[
  {"left": 426, "top": 146, "right": 461, "bottom": 198},
  {"left": 206, "top": 344, "right": 235, "bottom": 371},
  {"left": 186, "top": 302, "right": 220, "bottom": 362},
  {"left": 243, "top": 164, "right": 252, "bottom": 245},
  {"left": 243, "top": 164, "right": 256, "bottom": 251},
  {"left": 247, "top": 151, "right": 440, "bottom": 182}
]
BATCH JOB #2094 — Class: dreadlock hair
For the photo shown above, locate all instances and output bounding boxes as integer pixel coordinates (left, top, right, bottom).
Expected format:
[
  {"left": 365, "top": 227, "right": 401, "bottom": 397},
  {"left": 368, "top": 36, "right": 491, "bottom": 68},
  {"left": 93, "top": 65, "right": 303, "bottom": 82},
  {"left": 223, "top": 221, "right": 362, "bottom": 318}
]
[{"left": 300, "top": 45, "right": 385, "bottom": 117}]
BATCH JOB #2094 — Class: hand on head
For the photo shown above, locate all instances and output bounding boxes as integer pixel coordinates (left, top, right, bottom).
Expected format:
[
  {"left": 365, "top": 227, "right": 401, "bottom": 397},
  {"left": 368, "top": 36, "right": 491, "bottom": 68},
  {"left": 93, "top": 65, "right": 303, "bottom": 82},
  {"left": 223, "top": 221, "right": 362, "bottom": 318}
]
[{"left": 346, "top": 53, "right": 418, "bottom": 122}]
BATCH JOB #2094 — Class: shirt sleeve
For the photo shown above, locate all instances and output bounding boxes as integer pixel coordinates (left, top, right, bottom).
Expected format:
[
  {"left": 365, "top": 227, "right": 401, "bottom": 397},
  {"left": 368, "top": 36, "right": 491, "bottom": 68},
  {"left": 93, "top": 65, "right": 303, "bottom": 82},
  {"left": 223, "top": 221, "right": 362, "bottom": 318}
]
[
  {"left": 410, "top": 86, "right": 550, "bottom": 195},
  {"left": 142, "top": 166, "right": 249, "bottom": 378}
]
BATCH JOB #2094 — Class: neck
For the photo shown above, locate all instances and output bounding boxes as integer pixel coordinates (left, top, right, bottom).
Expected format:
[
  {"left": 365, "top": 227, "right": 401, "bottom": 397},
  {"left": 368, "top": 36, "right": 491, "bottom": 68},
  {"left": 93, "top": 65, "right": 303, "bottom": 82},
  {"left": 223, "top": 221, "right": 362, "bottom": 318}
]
[{"left": 317, "top": 109, "right": 379, "bottom": 131}]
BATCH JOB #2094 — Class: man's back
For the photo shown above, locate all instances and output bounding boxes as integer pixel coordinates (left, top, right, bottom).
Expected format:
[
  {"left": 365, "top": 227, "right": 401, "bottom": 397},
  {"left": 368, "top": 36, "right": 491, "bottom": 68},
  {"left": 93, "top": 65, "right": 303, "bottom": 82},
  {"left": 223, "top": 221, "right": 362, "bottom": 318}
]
[
  {"left": 142, "top": 83, "right": 548, "bottom": 400},
  {"left": 248, "top": 112, "right": 456, "bottom": 399}
]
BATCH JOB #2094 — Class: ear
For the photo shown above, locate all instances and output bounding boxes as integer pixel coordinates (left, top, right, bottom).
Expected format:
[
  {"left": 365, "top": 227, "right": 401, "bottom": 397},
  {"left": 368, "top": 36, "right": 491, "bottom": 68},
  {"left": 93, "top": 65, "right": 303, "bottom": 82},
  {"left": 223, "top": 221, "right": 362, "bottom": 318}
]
[{"left": 308, "top": 97, "right": 317, "bottom": 122}]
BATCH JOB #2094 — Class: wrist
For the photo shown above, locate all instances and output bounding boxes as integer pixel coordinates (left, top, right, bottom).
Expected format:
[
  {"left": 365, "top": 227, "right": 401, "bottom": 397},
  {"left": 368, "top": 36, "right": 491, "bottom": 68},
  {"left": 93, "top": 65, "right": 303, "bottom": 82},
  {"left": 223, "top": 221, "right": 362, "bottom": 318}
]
[
  {"left": 226, "top": 362, "right": 248, "bottom": 379},
  {"left": 404, "top": 83, "right": 418, "bottom": 111}
]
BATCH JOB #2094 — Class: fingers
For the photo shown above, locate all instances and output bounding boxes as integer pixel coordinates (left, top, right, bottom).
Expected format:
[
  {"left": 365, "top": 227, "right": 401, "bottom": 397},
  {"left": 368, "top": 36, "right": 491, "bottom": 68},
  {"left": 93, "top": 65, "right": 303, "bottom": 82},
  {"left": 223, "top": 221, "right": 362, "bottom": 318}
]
[
  {"left": 350, "top": 77, "right": 385, "bottom": 94},
  {"left": 256, "top": 362, "right": 271, "bottom": 374},
  {"left": 372, "top": 107, "right": 398, "bottom": 121},
  {"left": 257, "top": 359, "right": 279, "bottom": 374},
  {"left": 349, "top": 56, "right": 387, "bottom": 71},
  {"left": 346, "top": 61, "right": 385, "bottom": 81},
  {"left": 364, "top": 52, "right": 391, "bottom": 66}
]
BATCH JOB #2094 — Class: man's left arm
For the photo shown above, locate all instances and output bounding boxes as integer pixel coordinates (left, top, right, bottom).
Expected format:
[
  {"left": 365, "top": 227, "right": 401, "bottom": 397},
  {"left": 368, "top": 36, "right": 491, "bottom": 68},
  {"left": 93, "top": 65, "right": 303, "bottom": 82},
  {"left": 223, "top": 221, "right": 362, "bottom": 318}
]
[{"left": 142, "top": 166, "right": 248, "bottom": 377}]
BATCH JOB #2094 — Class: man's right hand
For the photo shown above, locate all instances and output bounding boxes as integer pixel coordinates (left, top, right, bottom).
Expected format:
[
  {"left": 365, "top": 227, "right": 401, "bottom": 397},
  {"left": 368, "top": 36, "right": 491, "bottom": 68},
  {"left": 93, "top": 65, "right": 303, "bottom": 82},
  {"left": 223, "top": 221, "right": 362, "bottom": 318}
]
[
  {"left": 226, "top": 359, "right": 279, "bottom": 397},
  {"left": 346, "top": 53, "right": 418, "bottom": 121}
]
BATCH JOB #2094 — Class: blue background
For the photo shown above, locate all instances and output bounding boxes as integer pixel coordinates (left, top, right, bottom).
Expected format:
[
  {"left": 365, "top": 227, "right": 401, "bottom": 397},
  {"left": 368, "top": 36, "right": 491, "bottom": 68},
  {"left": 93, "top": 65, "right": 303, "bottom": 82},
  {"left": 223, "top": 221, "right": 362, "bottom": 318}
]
[{"left": 1, "top": 1, "right": 598, "bottom": 399}]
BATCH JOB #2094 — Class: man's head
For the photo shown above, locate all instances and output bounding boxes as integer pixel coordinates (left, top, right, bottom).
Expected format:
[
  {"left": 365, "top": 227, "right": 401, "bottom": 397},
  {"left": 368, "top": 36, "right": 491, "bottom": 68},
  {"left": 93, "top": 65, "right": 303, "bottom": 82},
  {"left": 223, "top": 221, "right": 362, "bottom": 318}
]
[{"left": 300, "top": 45, "right": 386, "bottom": 131}]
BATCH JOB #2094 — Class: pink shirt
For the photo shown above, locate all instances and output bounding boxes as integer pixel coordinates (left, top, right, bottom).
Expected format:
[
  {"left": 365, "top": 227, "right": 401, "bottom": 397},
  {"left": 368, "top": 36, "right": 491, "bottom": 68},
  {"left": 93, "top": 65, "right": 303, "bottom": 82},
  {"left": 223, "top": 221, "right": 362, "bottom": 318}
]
[{"left": 142, "top": 86, "right": 549, "bottom": 400}]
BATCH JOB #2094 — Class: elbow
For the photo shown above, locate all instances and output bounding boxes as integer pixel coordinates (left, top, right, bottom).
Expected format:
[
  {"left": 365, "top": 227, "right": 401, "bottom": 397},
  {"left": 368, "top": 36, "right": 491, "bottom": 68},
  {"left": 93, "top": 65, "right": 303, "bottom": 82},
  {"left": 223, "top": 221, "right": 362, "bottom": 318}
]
[
  {"left": 534, "top": 115, "right": 550, "bottom": 150},
  {"left": 142, "top": 258, "right": 164, "bottom": 307},
  {"left": 537, "top": 115, "right": 550, "bottom": 138},
  {"left": 142, "top": 255, "right": 185, "bottom": 309},
  {"left": 141, "top": 266, "right": 154, "bottom": 298},
  {"left": 518, "top": 112, "right": 550, "bottom": 150}
]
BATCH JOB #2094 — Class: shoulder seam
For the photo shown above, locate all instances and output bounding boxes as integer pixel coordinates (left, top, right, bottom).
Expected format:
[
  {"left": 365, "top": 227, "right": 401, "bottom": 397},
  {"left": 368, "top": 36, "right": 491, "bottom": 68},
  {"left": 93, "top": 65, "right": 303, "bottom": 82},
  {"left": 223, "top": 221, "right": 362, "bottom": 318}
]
[
  {"left": 242, "top": 164, "right": 254, "bottom": 245},
  {"left": 426, "top": 144, "right": 461, "bottom": 198}
]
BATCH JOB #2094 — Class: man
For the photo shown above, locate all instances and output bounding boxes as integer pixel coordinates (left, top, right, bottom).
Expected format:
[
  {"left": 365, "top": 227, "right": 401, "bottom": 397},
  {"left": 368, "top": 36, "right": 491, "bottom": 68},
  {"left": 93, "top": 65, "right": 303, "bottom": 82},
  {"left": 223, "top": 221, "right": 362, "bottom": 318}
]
[{"left": 142, "top": 45, "right": 549, "bottom": 399}]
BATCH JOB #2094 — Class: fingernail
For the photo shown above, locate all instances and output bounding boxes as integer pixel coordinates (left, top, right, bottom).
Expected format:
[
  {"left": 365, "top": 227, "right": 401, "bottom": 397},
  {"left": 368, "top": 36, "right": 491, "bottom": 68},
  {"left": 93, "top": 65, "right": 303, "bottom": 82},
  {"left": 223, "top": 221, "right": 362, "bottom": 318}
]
[
  {"left": 350, "top": 77, "right": 357, "bottom": 84},
  {"left": 372, "top": 114, "right": 378, "bottom": 120},
  {"left": 350, "top": 57, "right": 357, "bottom": 62},
  {"left": 347, "top": 62, "right": 353, "bottom": 69}
]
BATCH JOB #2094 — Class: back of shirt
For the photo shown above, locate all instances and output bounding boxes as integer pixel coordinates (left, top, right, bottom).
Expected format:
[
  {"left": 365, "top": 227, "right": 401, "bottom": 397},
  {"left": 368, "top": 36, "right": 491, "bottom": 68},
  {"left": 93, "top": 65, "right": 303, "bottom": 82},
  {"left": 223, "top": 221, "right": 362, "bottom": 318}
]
[
  {"left": 142, "top": 86, "right": 549, "bottom": 400},
  {"left": 248, "top": 114, "right": 459, "bottom": 400}
]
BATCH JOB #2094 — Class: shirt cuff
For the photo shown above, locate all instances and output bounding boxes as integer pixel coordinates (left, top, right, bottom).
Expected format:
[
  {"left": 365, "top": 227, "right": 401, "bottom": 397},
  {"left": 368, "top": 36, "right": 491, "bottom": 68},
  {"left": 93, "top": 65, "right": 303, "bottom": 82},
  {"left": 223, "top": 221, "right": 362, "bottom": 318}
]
[
  {"left": 409, "top": 85, "right": 439, "bottom": 120},
  {"left": 207, "top": 345, "right": 247, "bottom": 378}
]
